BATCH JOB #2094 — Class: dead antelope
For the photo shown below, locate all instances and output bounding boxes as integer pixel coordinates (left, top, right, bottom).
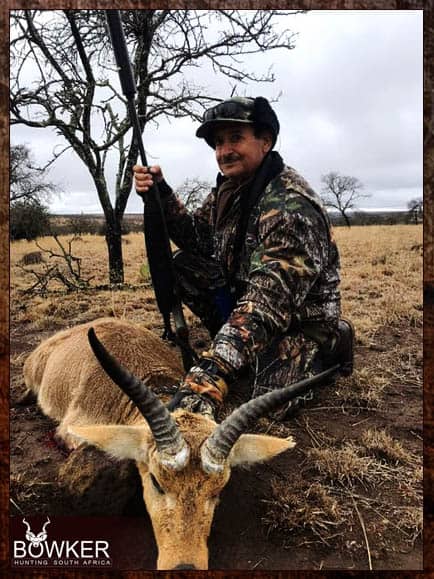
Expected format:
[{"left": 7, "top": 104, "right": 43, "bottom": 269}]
[{"left": 23, "top": 317, "right": 335, "bottom": 570}]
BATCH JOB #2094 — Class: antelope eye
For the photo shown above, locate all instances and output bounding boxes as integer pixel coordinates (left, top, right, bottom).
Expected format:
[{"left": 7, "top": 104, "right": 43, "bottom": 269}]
[{"left": 150, "top": 473, "right": 165, "bottom": 495}]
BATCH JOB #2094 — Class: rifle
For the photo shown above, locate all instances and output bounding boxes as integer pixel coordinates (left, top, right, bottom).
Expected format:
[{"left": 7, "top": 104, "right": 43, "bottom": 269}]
[{"left": 105, "top": 10, "right": 196, "bottom": 372}]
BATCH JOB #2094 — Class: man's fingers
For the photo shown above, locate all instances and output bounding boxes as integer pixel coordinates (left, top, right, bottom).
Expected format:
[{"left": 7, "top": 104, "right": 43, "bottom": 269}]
[
  {"left": 133, "top": 164, "right": 149, "bottom": 173},
  {"left": 133, "top": 164, "right": 163, "bottom": 193},
  {"left": 134, "top": 170, "right": 153, "bottom": 192},
  {"left": 133, "top": 164, "right": 161, "bottom": 174},
  {"left": 135, "top": 173, "right": 152, "bottom": 183},
  {"left": 135, "top": 180, "right": 153, "bottom": 192}
]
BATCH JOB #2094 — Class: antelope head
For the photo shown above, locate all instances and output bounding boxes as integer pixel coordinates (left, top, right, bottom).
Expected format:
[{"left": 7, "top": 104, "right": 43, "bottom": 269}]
[{"left": 68, "top": 328, "right": 334, "bottom": 570}]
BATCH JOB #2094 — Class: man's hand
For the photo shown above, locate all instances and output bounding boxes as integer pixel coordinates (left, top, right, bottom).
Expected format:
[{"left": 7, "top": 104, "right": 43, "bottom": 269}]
[
  {"left": 168, "top": 355, "right": 232, "bottom": 419},
  {"left": 133, "top": 164, "right": 164, "bottom": 194},
  {"left": 183, "top": 364, "right": 228, "bottom": 404}
]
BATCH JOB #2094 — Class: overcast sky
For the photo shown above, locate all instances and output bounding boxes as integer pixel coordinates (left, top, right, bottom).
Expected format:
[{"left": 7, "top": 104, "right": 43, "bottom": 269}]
[{"left": 11, "top": 9, "right": 423, "bottom": 214}]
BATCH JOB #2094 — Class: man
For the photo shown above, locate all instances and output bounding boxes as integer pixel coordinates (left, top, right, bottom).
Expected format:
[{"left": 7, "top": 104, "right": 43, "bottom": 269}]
[{"left": 133, "top": 96, "right": 353, "bottom": 419}]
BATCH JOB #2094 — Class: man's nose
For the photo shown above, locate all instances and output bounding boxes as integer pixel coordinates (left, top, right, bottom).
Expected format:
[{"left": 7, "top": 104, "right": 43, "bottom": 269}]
[{"left": 217, "top": 142, "right": 232, "bottom": 157}]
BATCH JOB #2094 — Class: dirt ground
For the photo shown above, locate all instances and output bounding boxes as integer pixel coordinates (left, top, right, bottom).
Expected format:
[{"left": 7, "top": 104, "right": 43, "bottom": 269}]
[{"left": 9, "top": 227, "right": 423, "bottom": 571}]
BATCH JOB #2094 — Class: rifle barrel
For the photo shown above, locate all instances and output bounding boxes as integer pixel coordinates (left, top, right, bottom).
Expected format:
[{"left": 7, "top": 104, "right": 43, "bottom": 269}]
[{"left": 105, "top": 10, "right": 194, "bottom": 370}]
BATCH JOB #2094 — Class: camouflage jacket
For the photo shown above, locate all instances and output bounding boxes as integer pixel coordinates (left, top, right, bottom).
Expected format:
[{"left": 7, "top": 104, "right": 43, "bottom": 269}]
[{"left": 159, "top": 152, "right": 341, "bottom": 372}]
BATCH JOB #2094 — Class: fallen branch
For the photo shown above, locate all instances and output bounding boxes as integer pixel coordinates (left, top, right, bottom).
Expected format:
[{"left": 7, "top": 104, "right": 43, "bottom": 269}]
[{"left": 18, "top": 235, "right": 94, "bottom": 294}]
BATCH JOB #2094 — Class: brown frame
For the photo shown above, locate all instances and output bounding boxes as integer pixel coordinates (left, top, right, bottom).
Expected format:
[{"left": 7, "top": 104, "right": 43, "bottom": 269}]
[{"left": 1, "top": 3, "right": 429, "bottom": 578}]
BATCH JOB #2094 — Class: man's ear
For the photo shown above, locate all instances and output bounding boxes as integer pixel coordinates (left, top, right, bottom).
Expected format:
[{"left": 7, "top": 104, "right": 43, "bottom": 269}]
[
  {"left": 67, "top": 424, "right": 151, "bottom": 463},
  {"left": 229, "top": 433, "right": 296, "bottom": 467},
  {"left": 262, "top": 132, "right": 273, "bottom": 153}
]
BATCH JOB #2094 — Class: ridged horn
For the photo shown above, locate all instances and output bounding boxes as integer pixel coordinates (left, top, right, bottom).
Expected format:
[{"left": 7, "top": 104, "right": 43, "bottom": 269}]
[
  {"left": 201, "top": 365, "right": 340, "bottom": 472},
  {"left": 87, "top": 327, "right": 189, "bottom": 470}
]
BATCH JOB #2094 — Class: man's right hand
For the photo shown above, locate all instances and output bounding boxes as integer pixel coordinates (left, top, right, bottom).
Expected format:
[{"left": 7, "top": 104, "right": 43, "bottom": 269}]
[{"left": 133, "top": 165, "right": 164, "bottom": 194}]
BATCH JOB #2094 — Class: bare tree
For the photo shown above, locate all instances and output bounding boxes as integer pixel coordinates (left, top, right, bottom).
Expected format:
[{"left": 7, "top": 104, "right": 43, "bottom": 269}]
[
  {"left": 177, "top": 178, "right": 212, "bottom": 212},
  {"left": 11, "top": 9, "right": 300, "bottom": 283},
  {"left": 320, "top": 171, "right": 370, "bottom": 227},
  {"left": 10, "top": 144, "right": 57, "bottom": 203},
  {"left": 407, "top": 198, "right": 423, "bottom": 224}
]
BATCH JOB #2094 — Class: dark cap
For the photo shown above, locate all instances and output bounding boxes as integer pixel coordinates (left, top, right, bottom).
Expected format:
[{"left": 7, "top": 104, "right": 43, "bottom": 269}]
[{"left": 196, "top": 96, "right": 280, "bottom": 148}]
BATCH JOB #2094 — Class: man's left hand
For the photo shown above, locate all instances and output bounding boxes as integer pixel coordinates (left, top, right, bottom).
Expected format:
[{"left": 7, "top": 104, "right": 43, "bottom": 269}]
[{"left": 169, "top": 357, "right": 231, "bottom": 419}]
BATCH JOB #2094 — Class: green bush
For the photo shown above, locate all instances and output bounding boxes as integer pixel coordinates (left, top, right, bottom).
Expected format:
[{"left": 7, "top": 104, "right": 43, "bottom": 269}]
[{"left": 10, "top": 199, "right": 51, "bottom": 241}]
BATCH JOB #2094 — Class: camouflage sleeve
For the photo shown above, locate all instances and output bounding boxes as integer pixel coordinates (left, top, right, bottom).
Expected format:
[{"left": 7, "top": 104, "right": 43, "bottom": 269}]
[
  {"left": 159, "top": 180, "right": 215, "bottom": 257},
  {"left": 211, "top": 198, "right": 329, "bottom": 371}
]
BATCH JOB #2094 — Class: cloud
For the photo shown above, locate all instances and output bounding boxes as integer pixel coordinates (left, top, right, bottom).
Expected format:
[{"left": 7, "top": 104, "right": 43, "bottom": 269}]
[{"left": 10, "top": 9, "right": 422, "bottom": 213}]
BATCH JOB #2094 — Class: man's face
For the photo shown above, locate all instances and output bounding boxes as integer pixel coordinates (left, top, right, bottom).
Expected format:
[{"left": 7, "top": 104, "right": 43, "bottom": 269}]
[{"left": 213, "top": 124, "right": 272, "bottom": 182}]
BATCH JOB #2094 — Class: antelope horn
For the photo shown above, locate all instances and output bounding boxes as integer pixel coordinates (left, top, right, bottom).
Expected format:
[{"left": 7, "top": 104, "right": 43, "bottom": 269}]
[
  {"left": 42, "top": 517, "right": 50, "bottom": 533},
  {"left": 201, "top": 364, "right": 340, "bottom": 472},
  {"left": 22, "top": 518, "right": 31, "bottom": 533},
  {"left": 88, "top": 328, "right": 189, "bottom": 470}
]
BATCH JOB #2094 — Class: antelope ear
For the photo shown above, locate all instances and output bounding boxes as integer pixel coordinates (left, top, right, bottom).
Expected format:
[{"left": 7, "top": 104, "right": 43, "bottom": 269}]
[
  {"left": 67, "top": 424, "right": 151, "bottom": 463},
  {"left": 229, "top": 433, "right": 296, "bottom": 467}
]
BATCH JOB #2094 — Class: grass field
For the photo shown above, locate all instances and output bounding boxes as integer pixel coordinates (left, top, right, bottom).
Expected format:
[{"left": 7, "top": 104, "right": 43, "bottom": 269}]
[
  {"left": 10, "top": 224, "right": 422, "bottom": 570},
  {"left": 10, "top": 225, "right": 422, "bottom": 332}
]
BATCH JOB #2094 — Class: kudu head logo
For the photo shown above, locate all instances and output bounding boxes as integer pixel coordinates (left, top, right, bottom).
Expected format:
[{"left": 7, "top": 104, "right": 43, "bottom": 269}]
[{"left": 22, "top": 518, "right": 50, "bottom": 546}]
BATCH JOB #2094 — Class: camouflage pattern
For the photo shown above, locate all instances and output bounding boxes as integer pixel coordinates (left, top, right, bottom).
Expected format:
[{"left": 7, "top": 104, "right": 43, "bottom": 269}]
[
  {"left": 159, "top": 152, "right": 341, "bottom": 394},
  {"left": 250, "top": 330, "right": 323, "bottom": 413}
]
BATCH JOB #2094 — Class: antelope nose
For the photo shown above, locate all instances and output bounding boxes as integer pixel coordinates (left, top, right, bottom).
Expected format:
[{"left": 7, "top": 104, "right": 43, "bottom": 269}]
[{"left": 173, "top": 564, "right": 197, "bottom": 570}]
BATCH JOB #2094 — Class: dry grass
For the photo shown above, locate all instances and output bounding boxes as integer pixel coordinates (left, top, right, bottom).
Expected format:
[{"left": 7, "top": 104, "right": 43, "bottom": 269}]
[
  {"left": 10, "top": 232, "right": 200, "bottom": 334},
  {"left": 10, "top": 225, "right": 422, "bottom": 330},
  {"left": 262, "top": 476, "right": 349, "bottom": 546},
  {"left": 307, "top": 443, "right": 375, "bottom": 486},
  {"left": 264, "top": 439, "right": 422, "bottom": 554},
  {"left": 11, "top": 232, "right": 148, "bottom": 290},
  {"left": 11, "top": 225, "right": 422, "bottom": 343},
  {"left": 336, "top": 225, "right": 422, "bottom": 342},
  {"left": 361, "top": 428, "right": 415, "bottom": 465},
  {"left": 335, "top": 368, "right": 389, "bottom": 409}
]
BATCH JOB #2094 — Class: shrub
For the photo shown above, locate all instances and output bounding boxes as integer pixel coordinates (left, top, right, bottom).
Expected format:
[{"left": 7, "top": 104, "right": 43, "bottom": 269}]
[{"left": 10, "top": 199, "right": 51, "bottom": 241}]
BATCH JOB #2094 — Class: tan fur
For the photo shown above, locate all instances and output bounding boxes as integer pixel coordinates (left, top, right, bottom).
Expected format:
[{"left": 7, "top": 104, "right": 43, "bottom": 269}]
[
  {"left": 26, "top": 317, "right": 295, "bottom": 570},
  {"left": 230, "top": 433, "right": 296, "bottom": 467},
  {"left": 23, "top": 318, "right": 183, "bottom": 442}
]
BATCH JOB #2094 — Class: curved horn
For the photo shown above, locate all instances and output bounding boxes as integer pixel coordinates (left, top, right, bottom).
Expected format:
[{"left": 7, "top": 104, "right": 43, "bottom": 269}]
[
  {"left": 88, "top": 328, "right": 189, "bottom": 470},
  {"left": 202, "top": 365, "right": 340, "bottom": 472},
  {"left": 42, "top": 517, "right": 50, "bottom": 533},
  {"left": 22, "top": 518, "right": 31, "bottom": 533}
]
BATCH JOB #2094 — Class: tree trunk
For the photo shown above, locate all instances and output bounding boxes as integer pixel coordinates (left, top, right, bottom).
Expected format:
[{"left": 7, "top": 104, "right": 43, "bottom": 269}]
[
  {"left": 342, "top": 211, "right": 351, "bottom": 228},
  {"left": 105, "top": 216, "right": 124, "bottom": 284}
]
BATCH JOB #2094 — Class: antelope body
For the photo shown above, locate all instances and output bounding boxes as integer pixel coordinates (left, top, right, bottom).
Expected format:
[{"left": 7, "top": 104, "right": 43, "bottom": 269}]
[
  {"left": 23, "top": 318, "right": 183, "bottom": 443},
  {"left": 23, "top": 317, "right": 297, "bottom": 570}
]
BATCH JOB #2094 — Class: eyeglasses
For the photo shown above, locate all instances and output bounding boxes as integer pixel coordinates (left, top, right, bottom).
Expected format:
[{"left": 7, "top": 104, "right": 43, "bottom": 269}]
[{"left": 203, "top": 98, "right": 255, "bottom": 123}]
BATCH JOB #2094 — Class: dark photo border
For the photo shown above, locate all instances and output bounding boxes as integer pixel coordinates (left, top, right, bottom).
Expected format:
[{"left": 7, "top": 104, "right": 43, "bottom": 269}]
[{"left": 1, "top": 2, "right": 430, "bottom": 578}]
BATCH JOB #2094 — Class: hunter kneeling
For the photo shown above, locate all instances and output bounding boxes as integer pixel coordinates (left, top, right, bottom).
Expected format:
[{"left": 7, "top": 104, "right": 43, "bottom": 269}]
[{"left": 133, "top": 96, "right": 354, "bottom": 419}]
